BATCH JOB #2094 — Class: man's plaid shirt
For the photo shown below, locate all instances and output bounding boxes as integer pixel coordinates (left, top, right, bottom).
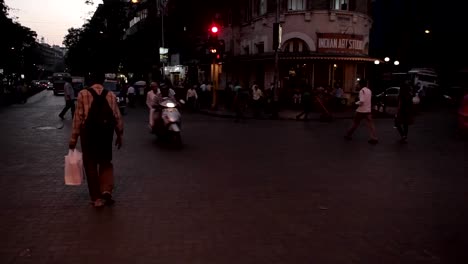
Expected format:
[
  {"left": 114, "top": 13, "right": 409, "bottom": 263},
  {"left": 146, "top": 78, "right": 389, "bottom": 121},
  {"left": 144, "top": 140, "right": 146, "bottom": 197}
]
[{"left": 70, "top": 84, "right": 124, "bottom": 145}]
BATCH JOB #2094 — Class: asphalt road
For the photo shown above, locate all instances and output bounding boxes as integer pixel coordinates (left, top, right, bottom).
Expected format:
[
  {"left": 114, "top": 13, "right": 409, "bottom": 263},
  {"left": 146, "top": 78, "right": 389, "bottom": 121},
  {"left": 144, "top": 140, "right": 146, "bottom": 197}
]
[{"left": 0, "top": 90, "right": 467, "bottom": 264}]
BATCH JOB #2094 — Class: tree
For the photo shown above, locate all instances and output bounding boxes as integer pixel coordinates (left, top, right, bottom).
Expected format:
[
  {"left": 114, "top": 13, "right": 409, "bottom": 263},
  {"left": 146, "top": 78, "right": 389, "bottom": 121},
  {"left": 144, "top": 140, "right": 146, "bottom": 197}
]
[
  {"left": 0, "top": 0, "right": 42, "bottom": 78},
  {"left": 64, "top": 1, "right": 128, "bottom": 75}
]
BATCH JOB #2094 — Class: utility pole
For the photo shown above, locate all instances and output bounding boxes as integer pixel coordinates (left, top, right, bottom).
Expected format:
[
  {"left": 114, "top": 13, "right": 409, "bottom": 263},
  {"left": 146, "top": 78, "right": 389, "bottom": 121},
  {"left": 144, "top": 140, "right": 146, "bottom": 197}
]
[
  {"left": 159, "top": 0, "right": 166, "bottom": 80},
  {"left": 272, "top": 0, "right": 280, "bottom": 118}
]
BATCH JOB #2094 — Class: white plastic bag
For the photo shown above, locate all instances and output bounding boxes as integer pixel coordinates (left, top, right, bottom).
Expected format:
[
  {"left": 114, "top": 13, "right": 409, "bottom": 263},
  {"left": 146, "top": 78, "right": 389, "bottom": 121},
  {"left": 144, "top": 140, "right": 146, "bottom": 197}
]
[{"left": 64, "top": 149, "right": 84, "bottom": 185}]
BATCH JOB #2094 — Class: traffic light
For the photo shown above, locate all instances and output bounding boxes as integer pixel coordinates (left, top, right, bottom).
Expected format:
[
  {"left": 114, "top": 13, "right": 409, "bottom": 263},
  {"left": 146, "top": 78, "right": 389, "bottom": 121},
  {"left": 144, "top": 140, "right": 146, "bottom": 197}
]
[
  {"left": 207, "top": 24, "right": 224, "bottom": 62},
  {"left": 208, "top": 24, "right": 219, "bottom": 46}
]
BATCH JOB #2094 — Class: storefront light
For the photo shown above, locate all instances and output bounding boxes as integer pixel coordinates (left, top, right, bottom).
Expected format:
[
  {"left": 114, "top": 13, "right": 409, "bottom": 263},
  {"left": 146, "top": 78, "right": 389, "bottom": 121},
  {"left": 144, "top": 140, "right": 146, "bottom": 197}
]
[
  {"left": 374, "top": 60, "right": 380, "bottom": 65},
  {"left": 333, "top": 64, "right": 337, "bottom": 68},
  {"left": 384, "top": 57, "right": 390, "bottom": 62},
  {"left": 394, "top": 61, "right": 400, "bottom": 66}
]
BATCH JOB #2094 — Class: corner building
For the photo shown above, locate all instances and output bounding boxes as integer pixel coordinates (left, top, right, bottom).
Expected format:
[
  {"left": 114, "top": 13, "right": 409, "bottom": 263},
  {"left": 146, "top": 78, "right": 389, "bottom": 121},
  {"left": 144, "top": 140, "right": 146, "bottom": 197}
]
[{"left": 220, "top": 0, "right": 374, "bottom": 102}]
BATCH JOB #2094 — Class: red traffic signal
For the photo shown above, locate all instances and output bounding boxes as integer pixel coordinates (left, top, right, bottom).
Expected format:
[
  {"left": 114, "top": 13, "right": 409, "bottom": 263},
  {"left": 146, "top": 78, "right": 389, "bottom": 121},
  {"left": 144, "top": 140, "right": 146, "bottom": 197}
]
[{"left": 210, "top": 26, "right": 219, "bottom": 34}]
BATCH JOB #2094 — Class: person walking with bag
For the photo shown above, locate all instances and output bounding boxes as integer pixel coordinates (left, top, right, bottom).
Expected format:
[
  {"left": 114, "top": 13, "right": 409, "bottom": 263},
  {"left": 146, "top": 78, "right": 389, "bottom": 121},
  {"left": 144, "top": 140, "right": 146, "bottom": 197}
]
[
  {"left": 69, "top": 73, "right": 124, "bottom": 207},
  {"left": 344, "top": 79, "right": 378, "bottom": 144},
  {"left": 59, "top": 77, "right": 75, "bottom": 119},
  {"left": 394, "top": 82, "right": 414, "bottom": 143}
]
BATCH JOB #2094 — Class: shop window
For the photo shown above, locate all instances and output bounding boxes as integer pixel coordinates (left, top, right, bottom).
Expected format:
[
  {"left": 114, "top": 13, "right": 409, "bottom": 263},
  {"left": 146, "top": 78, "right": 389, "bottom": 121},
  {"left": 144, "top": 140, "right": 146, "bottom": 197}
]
[
  {"left": 243, "top": 0, "right": 252, "bottom": 22},
  {"left": 331, "top": 0, "right": 348, "bottom": 10},
  {"left": 288, "top": 0, "right": 305, "bottom": 11},
  {"left": 260, "top": 0, "right": 267, "bottom": 15},
  {"left": 253, "top": 0, "right": 267, "bottom": 16}
]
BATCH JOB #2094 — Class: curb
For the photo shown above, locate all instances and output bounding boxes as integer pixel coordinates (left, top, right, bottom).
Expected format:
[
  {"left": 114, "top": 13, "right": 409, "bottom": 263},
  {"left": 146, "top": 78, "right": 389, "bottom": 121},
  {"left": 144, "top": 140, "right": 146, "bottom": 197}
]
[{"left": 198, "top": 109, "right": 360, "bottom": 121}]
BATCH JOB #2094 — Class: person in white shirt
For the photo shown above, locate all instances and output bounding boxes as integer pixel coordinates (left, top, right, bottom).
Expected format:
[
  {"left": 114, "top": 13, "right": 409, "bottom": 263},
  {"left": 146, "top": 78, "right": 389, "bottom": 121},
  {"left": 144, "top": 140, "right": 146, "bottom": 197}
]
[
  {"left": 127, "top": 85, "right": 136, "bottom": 107},
  {"left": 345, "top": 79, "right": 378, "bottom": 144},
  {"left": 186, "top": 85, "right": 198, "bottom": 111},
  {"left": 146, "top": 82, "right": 158, "bottom": 128},
  {"left": 252, "top": 85, "right": 263, "bottom": 118},
  {"left": 59, "top": 77, "right": 76, "bottom": 119}
]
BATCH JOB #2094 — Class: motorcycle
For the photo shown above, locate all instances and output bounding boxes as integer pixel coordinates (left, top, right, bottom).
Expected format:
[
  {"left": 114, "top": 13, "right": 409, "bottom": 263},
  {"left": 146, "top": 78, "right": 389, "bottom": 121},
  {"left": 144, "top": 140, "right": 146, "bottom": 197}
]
[
  {"left": 151, "top": 97, "right": 184, "bottom": 146},
  {"left": 116, "top": 96, "right": 127, "bottom": 115}
]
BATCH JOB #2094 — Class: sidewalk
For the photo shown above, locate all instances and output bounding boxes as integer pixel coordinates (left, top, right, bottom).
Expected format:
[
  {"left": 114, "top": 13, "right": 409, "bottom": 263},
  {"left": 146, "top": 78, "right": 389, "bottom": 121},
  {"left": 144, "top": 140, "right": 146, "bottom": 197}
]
[{"left": 199, "top": 106, "right": 397, "bottom": 120}]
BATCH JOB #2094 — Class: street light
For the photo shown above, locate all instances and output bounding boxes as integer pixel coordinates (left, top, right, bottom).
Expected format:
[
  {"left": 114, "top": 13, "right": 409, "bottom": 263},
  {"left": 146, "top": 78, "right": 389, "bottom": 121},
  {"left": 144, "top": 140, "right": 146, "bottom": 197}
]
[
  {"left": 425, "top": 29, "right": 430, "bottom": 34},
  {"left": 384, "top": 57, "right": 390, "bottom": 62},
  {"left": 374, "top": 60, "right": 380, "bottom": 65},
  {"left": 394, "top": 60, "right": 400, "bottom": 66}
]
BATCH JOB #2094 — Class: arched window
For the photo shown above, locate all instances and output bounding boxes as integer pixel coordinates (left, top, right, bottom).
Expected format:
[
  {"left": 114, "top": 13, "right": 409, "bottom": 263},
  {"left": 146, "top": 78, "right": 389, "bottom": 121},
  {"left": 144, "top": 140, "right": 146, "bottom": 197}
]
[{"left": 282, "top": 38, "right": 310, "bottom": 53}]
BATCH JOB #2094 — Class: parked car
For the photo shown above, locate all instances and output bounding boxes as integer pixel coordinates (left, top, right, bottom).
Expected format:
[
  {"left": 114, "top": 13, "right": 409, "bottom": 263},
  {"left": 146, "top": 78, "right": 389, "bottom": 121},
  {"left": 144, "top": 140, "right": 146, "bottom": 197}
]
[
  {"left": 442, "top": 86, "right": 466, "bottom": 107},
  {"left": 39, "top": 80, "right": 50, "bottom": 90},
  {"left": 376, "top": 87, "right": 400, "bottom": 107}
]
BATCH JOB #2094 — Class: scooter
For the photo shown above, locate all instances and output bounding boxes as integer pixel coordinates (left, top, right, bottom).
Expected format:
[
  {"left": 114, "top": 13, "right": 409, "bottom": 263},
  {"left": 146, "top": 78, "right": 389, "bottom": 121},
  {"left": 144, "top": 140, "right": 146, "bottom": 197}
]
[{"left": 151, "top": 97, "right": 184, "bottom": 147}]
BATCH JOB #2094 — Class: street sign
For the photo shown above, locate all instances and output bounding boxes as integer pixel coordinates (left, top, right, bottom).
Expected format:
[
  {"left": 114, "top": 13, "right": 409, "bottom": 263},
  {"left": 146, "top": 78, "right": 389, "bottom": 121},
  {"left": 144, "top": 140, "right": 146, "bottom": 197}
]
[
  {"left": 160, "top": 47, "right": 169, "bottom": 63},
  {"left": 273, "top": 23, "right": 282, "bottom": 50}
]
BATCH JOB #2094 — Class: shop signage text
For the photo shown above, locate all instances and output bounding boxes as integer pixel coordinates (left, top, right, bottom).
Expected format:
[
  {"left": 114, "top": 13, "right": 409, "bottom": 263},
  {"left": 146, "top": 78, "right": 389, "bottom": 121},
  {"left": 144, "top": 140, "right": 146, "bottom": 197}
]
[{"left": 317, "top": 33, "right": 365, "bottom": 55}]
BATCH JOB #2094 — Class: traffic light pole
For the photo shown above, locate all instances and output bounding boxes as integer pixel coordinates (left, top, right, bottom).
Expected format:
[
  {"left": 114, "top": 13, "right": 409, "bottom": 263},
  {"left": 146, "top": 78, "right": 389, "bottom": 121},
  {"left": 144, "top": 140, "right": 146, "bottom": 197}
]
[
  {"left": 208, "top": 25, "right": 221, "bottom": 109},
  {"left": 211, "top": 59, "right": 221, "bottom": 109}
]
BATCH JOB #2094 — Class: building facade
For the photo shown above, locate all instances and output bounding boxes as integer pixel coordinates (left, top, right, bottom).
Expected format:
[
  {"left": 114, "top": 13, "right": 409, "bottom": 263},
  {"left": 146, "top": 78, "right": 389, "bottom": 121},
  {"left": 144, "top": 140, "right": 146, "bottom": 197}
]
[
  {"left": 37, "top": 43, "right": 66, "bottom": 73},
  {"left": 220, "top": 0, "right": 374, "bottom": 101}
]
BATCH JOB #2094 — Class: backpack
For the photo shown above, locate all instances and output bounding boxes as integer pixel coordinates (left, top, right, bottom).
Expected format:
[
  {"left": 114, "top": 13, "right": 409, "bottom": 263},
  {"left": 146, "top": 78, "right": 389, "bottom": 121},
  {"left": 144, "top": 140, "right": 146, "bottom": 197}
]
[{"left": 84, "top": 88, "right": 116, "bottom": 135}]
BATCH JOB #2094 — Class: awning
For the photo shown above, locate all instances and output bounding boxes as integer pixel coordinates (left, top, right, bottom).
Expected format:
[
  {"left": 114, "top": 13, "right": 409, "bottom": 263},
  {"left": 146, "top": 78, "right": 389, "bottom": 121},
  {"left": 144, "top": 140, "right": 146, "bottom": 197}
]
[
  {"left": 279, "top": 54, "right": 378, "bottom": 62},
  {"left": 231, "top": 53, "right": 379, "bottom": 63}
]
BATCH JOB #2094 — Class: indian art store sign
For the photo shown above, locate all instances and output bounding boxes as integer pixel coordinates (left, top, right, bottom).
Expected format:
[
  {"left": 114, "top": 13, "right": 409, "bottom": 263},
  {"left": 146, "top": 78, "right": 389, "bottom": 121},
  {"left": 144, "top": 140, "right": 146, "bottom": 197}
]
[{"left": 317, "top": 33, "right": 365, "bottom": 55}]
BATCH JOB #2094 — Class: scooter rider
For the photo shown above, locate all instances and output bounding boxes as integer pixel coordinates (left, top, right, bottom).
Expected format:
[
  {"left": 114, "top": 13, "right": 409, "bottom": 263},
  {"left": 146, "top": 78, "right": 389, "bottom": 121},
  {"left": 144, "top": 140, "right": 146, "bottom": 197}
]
[{"left": 151, "top": 82, "right": 176, "bottom": 130}]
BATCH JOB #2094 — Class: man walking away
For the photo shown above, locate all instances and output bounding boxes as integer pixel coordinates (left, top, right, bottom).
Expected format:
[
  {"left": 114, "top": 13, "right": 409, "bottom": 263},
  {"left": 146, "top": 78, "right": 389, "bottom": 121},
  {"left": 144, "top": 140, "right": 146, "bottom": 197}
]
[
  {"left": 252, "top": 85, "right": 263, "bottom": 118},
  {"left": 394, "top": 82, "right": 414, "bottom": 143},
  {"left": 296, "top": 88, "right": 312, "bottom": 121},
  {"left": 234, "top": 82, "right": 248, "bottom": 122},
  {"left": 127, "top": 85, "right": 136, "bottom": 108},
  {"left": 69, "top": 73, "right": 124, "bottom": 207},
  {"left": 146, "top": 82, "right": 159, "bottom": 128},
  {"left": 186, "top": 85, "right": 198, "bottom": 112},
  {"left": 59, "top": 77, "right": 75, "bottom": 119},
  {"left": 345, "top": 79, "right": 378, "bottom": 144}
]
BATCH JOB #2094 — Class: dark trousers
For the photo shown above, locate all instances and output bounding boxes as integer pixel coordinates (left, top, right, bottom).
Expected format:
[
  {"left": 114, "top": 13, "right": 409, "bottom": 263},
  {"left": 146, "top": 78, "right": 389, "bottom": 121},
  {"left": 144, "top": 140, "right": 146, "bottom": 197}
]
[
  {"left": 83, "top": 158, "right": 114, "bottom": 201},
  {"left": 128, "top": 94, "right": 136, "bottom": 107},
  {"left": 346, "top": 112, "right": 378, "bottom": 140},
  {"left": 395, "top": 121, "right": 409, "bottom": 138},
  {"left": 253, "top": 100, "right": 262, "bottom": 118},
  {"left": 59, "top": 100, "right": 75, "bottom": 118},
  {"left": 296, "top": 105, "right": 312, "bottom": 120},
  {"left": 235, "top": 103, "right": 246, "bottom": 122}
]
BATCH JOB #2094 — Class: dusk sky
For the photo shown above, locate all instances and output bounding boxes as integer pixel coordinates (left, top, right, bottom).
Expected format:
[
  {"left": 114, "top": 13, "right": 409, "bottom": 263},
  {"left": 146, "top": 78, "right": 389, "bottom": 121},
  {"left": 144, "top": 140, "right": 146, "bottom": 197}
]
[{"left": 5, "top": 0, "right": 102, "bottom": 46}]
